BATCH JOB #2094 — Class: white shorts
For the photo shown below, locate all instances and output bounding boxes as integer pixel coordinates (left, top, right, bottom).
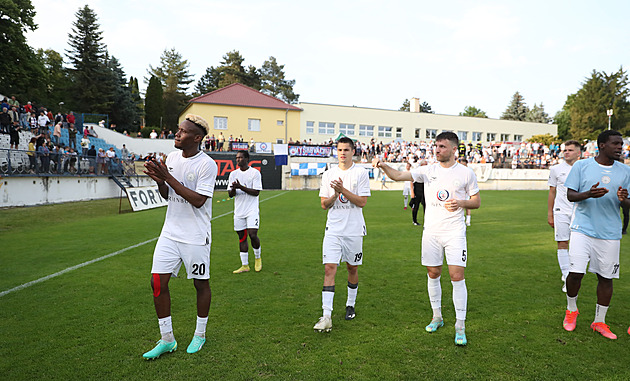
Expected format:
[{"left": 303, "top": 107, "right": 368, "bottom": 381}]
[
  {"left": 554, "top": 213, "right": 571, "bottom": 242},
  {"left": 322, "top": 235, "right": 363, "bottom": 265},
  {"left": 234, "top": 213, "right": 260, "bottom": 231},
  {"left": 151, "top": 236, "right": 211, "bottom": 279},
  {"left": 421, "top": 234, "right": 467, "bottom": 267},
  {"left": 569, "top": 231, "right": 620, "bottom": 279}
]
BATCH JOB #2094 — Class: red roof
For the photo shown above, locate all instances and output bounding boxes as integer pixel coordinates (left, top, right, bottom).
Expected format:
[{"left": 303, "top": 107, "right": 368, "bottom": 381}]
[{"left": 188, "top": 83, "right": 302, "bottom": 111}]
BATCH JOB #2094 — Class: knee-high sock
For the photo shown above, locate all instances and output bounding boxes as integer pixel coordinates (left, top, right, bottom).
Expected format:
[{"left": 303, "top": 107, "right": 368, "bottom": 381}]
[
  {"left": 427, "top": 275, "right": 442, "bottom": 319},
  {"left": 451, "top": 279, "right": 467, "bottom": 322},
  {"left": 346, "top": 282, "right": 358, "bottom": 307},
  {"left": 557, "top": 249, "right": 570, "bottom": 278},
  {"left": 322, "top": 286, "right": 335, "bottom": 317}
]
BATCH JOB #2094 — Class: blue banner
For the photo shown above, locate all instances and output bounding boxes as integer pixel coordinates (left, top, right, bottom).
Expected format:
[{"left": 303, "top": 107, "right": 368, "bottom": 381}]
[{"left": 288, "top": 145, "right": 332, "bottom": 157}]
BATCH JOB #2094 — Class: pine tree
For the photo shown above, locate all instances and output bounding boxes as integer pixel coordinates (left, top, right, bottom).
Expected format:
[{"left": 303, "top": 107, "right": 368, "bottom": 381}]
[
  {"left": 147, "top": 48, "right": 193, "bottom": 129},
  {"left": 260, "top": 56, "right": 299, "bottom": 103},
  {"left": 105, "top": 56, "right": 137, "bottom": 131},
  {"left": 459, "top": 106, "right": 488, "bottom": 118},
  {"left": 144, "top": 76, "right": 163, "bottom": 128},
  {"left": 66, "top": 5, "right": 111, "bottom": 113},
  {"left": 194, "top": 66, "right": 221, "bottom": 95},
  {"left": 525, "top": 103, "right": 550, "bottom": 123},
  {"left": 501, "top": 91, "right": 529, "bottom": 121},
  {"left": 128, "top": 76, "right": 143, "bottom": 131},
  {"left": 399, "top": 99, "right": 410, "bottom": 111}
]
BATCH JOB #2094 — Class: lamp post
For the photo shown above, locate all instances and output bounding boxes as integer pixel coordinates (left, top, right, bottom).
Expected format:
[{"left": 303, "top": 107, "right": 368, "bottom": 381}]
[{"left": 607, "top": 109, "right": 613, "bottom": 130}]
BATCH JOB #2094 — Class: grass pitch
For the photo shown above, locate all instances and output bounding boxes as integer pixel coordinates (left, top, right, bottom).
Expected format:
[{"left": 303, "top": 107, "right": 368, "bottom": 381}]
[{"left": 1, "top": 190, "right": 630, "bottom": 380}]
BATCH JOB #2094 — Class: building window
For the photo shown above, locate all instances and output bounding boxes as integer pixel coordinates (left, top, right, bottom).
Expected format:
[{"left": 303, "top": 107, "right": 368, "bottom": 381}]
[
  {"left": 318, "top": 122, "right": 335, "bottom": 135},
  {"left": 359, "top": 125, "right": 374, "bottom": 137},
  {"left": 339, "top": 123, "right": 355, "bottom": 136},
  {"left": 426, "top": 129, "right": 437, "bottom": 139},
  {"left": 306, "top": 121, "right": 314, "bottom": 134},
  {"left": 458, "top": 131, "right": 468, "bottom": 141},
  {"left": 514, "top": 134, "right": 523, "bottom": 142},
  {"left": 415, "top": 128, "right": 421, "bottom": 139},
  {"left": 472, "top": 132, "right": 482, "bottom": 141},
  {"left": 277, "top": 120, "right": 284, "bottom": 126},
  {"left": 500, "top": 133, "right": 510, "bottom": 141},
  {"left": 486, "top": 133, "right": 496, "bottom": 141},
  {"left": 378, "top": 126, "right": 393, "bottom": 138},
  {"left": 248, "top": 119, "right": 261, "bottom": 132},
  {"left": 396, "top": 127, "right": 403, "bottom": 138},
  {"left": 214, "top": 116, "right": 227, "bottom": 130}
]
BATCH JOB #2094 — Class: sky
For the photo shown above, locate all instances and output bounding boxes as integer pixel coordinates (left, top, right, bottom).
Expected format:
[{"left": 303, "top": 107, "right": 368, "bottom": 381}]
[{"left": 25, "top": 0, "right": 630, "bottom": 119}]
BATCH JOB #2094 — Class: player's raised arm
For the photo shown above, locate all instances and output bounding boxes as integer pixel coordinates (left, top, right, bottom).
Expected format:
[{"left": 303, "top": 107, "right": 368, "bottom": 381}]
[{"left": 372, "top": 158, "right": 413, "bottom": 181}]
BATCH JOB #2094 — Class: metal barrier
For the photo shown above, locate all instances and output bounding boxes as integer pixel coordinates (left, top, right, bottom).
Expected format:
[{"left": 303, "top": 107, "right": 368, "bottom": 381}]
[{"left": 0, "top": 148, "right": 128, "bottom": 177}]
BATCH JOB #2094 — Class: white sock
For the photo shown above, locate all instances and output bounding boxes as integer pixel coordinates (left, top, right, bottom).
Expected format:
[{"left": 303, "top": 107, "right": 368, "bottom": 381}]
[
  {"left": 158, "top": 316, "right": 174, "bottom": 342},
  {"left": 404, "top": 195, "right": 409, "bottom": 207},
  {"left": 322, "top": 290, "right": 334, "bottom": 317},
  {"left": 346, "top": 282, "right": 358, "bottom": 307},
  {"left": 557, "top": 249, "right": 570, "bottom": 278},
  {"left": 594, "top": 304, "right": 609, "bottom": 323},
  {"left": 254, "top": 247, "right": 261, "bottom": 259},
  {"left": 195, "top": 316, "right": 208, "bottom": 338},
  {"left": 567, "top": 295, "right": 578, "bottom": 312},
  {"left": 427, "top": 275, "right": 442, "bottom": 319},
  {"left": 455, "top": 319, "right": 465, "bottom": 330},
  {"left": 452, "top": 279, "right": 467, "bottom": 322},
  {"left": 465, "top": 215, "right": 471, "bottom": 224},
  {"left": 240, "top": 252, "right": 249, "bottom": 266}
]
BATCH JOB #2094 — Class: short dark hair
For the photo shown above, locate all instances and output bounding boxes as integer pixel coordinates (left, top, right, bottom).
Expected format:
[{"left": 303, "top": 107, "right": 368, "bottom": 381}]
[
  {"left": 564, "top": 140, "right": 581, "bottom": 150},
  {"left": 236, "top": 150, "right": 250, "bottom": 160},
  {"left": 435, "top": 131, "right": 459, "bottom": 147},
  {"left": 337, "top": 137, "right": 355, "bottom": 149},
  {"left": 597, "top": 130, "right": 622, "bottom": 147}
]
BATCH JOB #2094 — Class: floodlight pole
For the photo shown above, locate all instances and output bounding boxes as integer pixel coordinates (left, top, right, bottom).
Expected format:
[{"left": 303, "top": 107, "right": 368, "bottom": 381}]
[{"left": 607, "top": 109, "right": 613, "bottom": 130}]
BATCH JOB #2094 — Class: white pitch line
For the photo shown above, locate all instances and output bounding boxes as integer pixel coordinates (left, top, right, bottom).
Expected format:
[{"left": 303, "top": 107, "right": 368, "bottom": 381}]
[{"left": 0, "top": 191, "right": 289, "bottom": 298}]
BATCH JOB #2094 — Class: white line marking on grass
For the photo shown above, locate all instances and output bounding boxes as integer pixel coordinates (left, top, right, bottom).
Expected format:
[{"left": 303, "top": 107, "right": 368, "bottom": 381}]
[{"left": 0, "top": 191, "right": 289, "bottom": 298}]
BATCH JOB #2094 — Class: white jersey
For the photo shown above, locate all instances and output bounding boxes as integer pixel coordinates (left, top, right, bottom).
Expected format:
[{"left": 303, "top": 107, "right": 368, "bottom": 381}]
[
  {"left": 411, "top": 162, "right": 479, "bottom": 236},
  {"left": 160, "top": 150, "right": 217, "bottom": 245},
  {"left": 227, "top": 166, "right": 262, "bottom": 218},
  {"left": 319, "top": 163, "right": 371, "bottom": 237},
  {"left": 547, "top": 161, "right": 573, "bottom": 216}
]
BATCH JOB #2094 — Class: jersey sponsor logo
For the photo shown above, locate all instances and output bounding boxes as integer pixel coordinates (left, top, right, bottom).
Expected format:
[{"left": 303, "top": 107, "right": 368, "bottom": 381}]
[
  {"left": 436, "top": 189, "right": 450, "bottom": 201},
  {"left": 339, "top": 193, "right": 349, "bottom": 203},
  {"left": 601, "top": 175, "right": 611, "bottom": 184}
]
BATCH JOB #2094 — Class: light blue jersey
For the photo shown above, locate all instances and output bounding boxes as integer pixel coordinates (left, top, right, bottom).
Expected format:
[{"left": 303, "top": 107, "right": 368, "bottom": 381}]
[{"left": 565, "top": 158, "right": 630, "bottom": 240}]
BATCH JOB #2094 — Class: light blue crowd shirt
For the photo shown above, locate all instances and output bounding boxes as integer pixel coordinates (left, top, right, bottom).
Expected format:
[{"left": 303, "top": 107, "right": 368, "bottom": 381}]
[{"left": 564, "top": 158, "right": 630, "bottom": 240}]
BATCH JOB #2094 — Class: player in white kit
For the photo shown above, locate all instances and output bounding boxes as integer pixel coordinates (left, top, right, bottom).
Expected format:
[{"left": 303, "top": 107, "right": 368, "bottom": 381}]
[
  {"left": 142, "top": 114, "right": 218, "bottom": 359},
  {"left": 228, "top": 151, "right": 263, "bottom": 273},
  {"left": 547, "top": 140, "right": 581, "bottom": 292},
  {"left": 314, "top": 137, "right": 371, "bottom": 332},
  {"left": 562, "top": 130, "right": 630, "bottom": 340},
  {"left": 373, "top": 132, "right": 480, "bottom": 346},
  {"left": 403, "top": 162, "right": 412, "bottom": 209}
]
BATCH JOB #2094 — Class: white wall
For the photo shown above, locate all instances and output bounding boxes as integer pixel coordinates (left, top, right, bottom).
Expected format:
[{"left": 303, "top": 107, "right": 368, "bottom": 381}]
[
  {"left": 0, "top": 175, "right": 154, "bottom": 207},
  {"left": 89, "top": 125, "right": 177, "bottom": 156}
]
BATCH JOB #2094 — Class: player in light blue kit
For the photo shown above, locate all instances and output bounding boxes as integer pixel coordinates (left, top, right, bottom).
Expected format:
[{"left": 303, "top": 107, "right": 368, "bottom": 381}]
[{"left": 562, "top": 130, "right": 630, "bottom": 340}]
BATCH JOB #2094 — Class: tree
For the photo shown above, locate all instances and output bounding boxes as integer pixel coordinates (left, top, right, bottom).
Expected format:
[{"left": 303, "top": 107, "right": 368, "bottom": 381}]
[
  {"left": 501, "top": 91, "right": 529, "bottom": 121},
  {"left": 568, "top": 68, "right": 630, "bottom": 140},
  {"left": 399, "top": 99, "right": 410, "bottom": 111},
  {"left": 128, "top": 76, "right": 143, "bottom": 130},
  {"left": 144, "top": 75, "right": 164, "bottom": 128},
  {"left": 419, "top": 101, "right": 434, "bottom": 113},
  {"left": 212, "top": 50, "right": 261, "bottom": 89},
  {"left": 525, "top": 103, "right": 550, "bottom": 123},
  {"left": 147, "top": 48, "right": 193, "bottom": 129},
  {"left": 66, "top": 5, "right": 112, "bottom": 113},
  {"left": 527, "top": 134, "right": 557, "bottom": 146},
  {"left": 35, "top": 48, "right": 71, "bottom": 109},
  {"left": 194, "top": 66, "right": 221, "bottom": 96},
  {"left": 459, "top": 106, "right": 488, "bottom": 118},
  {"left": 260, "top": 56, "right": 299, "bottom": 103},
  {"left": 554, "top": 94, "right": 575, "bottom": 140},
  {"left": 106, "top": 56, "right": 137, "bottom": 131},
  {"left": 0, "top": 0, "right": 46, "bottom": 102}
]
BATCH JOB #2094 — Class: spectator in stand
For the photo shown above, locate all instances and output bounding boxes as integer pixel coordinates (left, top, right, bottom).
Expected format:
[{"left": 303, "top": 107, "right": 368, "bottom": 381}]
[
  {"left": 167, "top": 130, "right": 174, "bottom": 139},
  {"left": 54, "top": 112, "right": 63, "bottom": 126},
  {"left": 0, "top": 107, "right": 11, "bottom": 134},
  {"left": 53, "top": 122, "right": 62, "bottom": 145},
  {"left": 120, "top": 144, "right": 130, "bottom": 161},
  {"left": 136, "top": 131, "right": 142, "bottom": 138},
  {"left": 88, "top": 126, "right": 98, "bottom": 138},
  {"left": 204, "top": 135, "right": 211, "bottom": 150},
  {"left": 123, "top": 130, "right": 130, "bottom": 137},
  {"left": 49, "top": 145, "right": 60, "bottom": 173},
  {"left": 8, "top": 117, "right": 20, "bottom": 149},
  {"left": 37, "top": 139, "right": 50, "bottom": 172},
  {"left": 68, "top": 124, "right": 77, "bottom": 149},
  {"left": 0, "top": 98, "right": 9, "bottom": 111},
  {"left": 97, "top": 148, "right": 107, "bottom": 174},
  {"left": 8, "top": 96, "right": 19, "bottom": 108},
  {"left": 27, "top": 137, "right": 37, "bottom": 173},
  {"left": 81, "top": 136, "right": 90, "bottom": 156},
  {"left": 37, "top": 111, "right": 50, "bottom": 135},
  {"left": 29, "top": 112, "right": 37, "bottom": 132},
  {"left": 218, "top": 132, "right": 225, "bottom": 151},
  {"left": 159, "top": 130, "right": 166, "bottom": 139},
  {"left": 87, "top": 145, "right": 97, "bottom": 174},
  {"left": 66, "top": 111, "right": 75, "bottom": 126},
  {"left": 150, "top": 129, "right": 158, "bottom": 139},
  {"left": 107, "top": 147, "right": 117, "bottom": 174},
  {"left": 210, "top": 134, "right": 216, "bottom": 151}
]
